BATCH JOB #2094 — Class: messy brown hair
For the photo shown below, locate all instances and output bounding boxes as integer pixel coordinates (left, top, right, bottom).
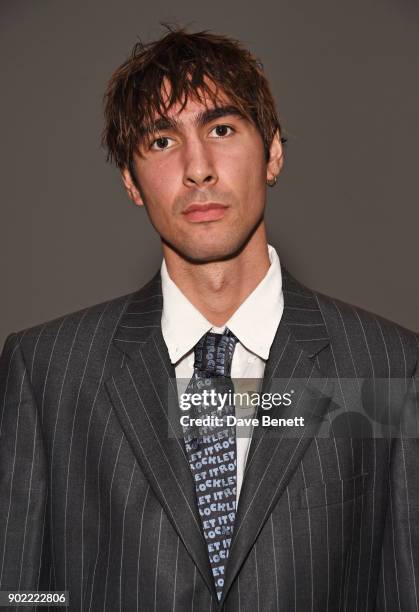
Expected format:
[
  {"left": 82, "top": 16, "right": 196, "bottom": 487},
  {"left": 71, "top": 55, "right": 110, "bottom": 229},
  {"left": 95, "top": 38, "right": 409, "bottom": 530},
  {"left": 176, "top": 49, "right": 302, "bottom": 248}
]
[{"left": 102, "top": 24, "right": 286, "bottom": 171}]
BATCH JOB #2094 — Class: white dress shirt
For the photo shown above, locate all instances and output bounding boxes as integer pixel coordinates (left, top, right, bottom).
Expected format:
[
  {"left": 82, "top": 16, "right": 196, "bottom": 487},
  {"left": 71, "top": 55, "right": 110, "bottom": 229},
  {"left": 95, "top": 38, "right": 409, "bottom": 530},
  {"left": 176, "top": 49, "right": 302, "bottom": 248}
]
[{"left": 161, "top": 244, "right": 284, "bottom": 501}]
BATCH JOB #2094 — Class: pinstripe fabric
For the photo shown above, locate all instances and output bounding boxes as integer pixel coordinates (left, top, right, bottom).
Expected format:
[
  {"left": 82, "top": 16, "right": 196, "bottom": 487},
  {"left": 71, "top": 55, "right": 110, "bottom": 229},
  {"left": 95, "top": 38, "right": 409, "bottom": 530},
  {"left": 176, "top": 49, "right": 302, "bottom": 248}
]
[{"left": 0, "top": 267, "right": 418, "bottom": 611}]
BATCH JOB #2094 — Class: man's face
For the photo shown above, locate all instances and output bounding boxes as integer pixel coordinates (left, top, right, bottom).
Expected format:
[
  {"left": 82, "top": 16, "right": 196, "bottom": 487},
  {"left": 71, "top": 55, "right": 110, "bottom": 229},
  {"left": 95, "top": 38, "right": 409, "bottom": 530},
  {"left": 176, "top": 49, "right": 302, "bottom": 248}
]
[{"left": 122, "top": 84, "right": 283, "bottom": 263}]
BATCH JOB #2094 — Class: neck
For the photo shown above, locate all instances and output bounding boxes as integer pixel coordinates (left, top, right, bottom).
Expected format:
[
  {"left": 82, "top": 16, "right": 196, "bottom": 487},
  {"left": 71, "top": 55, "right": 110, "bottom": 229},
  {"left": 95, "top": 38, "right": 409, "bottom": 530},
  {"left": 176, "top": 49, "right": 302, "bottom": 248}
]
[{"left": 163, "top": 223, "right": 271, "bottom": 327}]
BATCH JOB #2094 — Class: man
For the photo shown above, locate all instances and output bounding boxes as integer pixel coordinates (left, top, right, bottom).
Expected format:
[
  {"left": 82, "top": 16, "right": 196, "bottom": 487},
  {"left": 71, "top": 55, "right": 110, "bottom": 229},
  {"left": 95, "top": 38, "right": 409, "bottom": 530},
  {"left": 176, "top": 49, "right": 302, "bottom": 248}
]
[{"left": 0, "top": 26, "right": 418, "bottom": 611}]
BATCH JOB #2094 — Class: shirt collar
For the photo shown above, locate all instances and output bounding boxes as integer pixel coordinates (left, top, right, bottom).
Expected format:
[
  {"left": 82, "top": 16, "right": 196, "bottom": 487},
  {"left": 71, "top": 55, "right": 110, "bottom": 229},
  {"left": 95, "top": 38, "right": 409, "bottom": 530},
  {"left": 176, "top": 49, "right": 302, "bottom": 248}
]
[{"left": 161, "top": 244, "right": 284, "bottom": 364}]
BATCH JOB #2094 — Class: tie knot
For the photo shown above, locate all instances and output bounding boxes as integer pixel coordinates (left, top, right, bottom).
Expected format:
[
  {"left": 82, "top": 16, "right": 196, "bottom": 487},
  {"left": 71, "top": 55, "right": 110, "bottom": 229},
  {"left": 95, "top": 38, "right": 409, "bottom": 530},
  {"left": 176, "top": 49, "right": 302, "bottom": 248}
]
[{"left": 193, "top": 328, "right": 238, "bottom": 376}]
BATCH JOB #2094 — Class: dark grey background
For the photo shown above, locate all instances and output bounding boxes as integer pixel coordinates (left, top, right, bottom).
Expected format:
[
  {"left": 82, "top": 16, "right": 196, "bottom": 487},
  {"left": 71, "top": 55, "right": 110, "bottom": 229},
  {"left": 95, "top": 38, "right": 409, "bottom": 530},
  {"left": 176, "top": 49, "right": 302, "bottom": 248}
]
[{"left": 1, "top": 0, "right": 418, "bottom": 346}]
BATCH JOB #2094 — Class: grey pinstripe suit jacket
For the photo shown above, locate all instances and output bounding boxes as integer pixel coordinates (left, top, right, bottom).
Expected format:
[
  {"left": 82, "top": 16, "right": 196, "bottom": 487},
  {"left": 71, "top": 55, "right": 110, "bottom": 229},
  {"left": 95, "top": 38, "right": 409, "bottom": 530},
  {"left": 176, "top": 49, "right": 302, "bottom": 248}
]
[{"left": 1, "top": 266, "right": 418, "bottom": 611}]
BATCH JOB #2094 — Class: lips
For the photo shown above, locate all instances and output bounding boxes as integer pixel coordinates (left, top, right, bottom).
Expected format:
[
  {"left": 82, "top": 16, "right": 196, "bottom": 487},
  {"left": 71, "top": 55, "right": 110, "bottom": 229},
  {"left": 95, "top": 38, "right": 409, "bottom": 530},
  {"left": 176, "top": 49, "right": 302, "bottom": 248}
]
[{"left": 182, "top": 202, "right": 228, "bottom": 223}]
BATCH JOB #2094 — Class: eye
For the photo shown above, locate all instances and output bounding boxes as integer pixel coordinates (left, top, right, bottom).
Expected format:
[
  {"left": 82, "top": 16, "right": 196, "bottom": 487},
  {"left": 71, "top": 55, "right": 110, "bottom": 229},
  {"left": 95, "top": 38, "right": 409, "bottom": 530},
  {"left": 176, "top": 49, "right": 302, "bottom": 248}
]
[
  {"left": 210, "top": 124, "right": 235, "bottom": 138},
  {"left": 150, "top": 136, "right": 173, "bottom": 151}
]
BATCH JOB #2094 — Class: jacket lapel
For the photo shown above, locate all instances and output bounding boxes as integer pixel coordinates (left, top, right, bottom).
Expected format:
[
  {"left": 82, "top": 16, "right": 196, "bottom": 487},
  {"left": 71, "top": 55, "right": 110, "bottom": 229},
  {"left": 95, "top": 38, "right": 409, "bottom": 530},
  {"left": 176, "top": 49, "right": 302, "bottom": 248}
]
[
  {"left": 105, "top": 273, "right": 217, "bottom": 599},
  {"left": 220, "top": 267, "right": 335, "bottom": 605}
]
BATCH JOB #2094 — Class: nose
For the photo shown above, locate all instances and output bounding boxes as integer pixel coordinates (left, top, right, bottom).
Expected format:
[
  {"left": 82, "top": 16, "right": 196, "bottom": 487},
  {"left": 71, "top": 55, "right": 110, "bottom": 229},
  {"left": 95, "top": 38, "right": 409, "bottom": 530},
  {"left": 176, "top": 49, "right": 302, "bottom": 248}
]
[{"left": 182, "top": 139, "right": 218, "bottom": 188}]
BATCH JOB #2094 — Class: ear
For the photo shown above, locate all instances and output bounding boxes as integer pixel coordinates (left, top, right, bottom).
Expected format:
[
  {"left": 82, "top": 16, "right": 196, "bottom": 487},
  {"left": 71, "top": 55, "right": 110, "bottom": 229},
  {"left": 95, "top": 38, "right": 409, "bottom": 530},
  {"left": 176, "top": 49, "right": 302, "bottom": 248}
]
[
  {"left": 266, "top": 129, "right": 284, "bottom": 184},
  {"left": 121, "top": 167, "right": 144, "bottom": 207}
]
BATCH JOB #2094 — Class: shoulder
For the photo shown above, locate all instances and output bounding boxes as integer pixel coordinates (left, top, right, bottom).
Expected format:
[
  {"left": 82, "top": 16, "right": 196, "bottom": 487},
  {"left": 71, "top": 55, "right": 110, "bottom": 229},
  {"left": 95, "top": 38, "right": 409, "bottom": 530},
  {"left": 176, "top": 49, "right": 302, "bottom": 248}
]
[
  {"left": 2, "top": 270, "right": 162, "bottom": 373},
  {"left": 281, "top": 265, "right": 418, "bottom": 374},
  {"left": 312, "top": 288, "right": 419, "bottom": 377},
  {"left": 2, "top": 290, "right": 136, "bottom": 367}
]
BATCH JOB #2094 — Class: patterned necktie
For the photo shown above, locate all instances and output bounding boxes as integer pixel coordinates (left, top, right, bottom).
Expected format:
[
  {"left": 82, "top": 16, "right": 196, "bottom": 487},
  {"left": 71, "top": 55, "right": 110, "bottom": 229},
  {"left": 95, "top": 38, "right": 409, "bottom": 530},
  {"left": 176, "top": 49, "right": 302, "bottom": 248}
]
[{"left": 182, "top": 328, "right": 238, "bottom": 600}]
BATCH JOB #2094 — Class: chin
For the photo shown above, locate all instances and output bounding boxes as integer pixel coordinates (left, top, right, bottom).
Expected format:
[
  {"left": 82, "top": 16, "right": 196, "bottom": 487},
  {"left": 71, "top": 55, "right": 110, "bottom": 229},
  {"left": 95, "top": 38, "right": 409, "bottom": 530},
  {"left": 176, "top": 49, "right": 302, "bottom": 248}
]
[{"left": 161, "top": 213, "right": 265, "bottom": 264}]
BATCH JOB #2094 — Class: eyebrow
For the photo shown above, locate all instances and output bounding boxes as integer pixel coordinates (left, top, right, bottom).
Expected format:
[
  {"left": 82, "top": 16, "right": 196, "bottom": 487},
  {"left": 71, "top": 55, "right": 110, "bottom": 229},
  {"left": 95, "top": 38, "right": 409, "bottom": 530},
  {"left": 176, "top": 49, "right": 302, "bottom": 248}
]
[{"left": 140, "top": 105, "right": 247, "bottom": 136}]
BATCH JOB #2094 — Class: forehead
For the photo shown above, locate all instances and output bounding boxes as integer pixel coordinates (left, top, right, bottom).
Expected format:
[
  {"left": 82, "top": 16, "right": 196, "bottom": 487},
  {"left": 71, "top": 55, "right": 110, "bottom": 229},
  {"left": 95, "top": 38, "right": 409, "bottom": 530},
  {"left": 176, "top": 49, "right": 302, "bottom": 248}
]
[{"left": 151, "top": 76, "right": 233, "bottom": 121}]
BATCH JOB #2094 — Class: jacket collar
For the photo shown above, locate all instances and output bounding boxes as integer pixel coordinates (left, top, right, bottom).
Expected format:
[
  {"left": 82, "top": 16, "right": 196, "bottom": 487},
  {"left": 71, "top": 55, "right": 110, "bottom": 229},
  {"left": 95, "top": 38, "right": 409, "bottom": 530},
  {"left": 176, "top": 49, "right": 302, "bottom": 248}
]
[{"left": 113, "top": 264, "right": 330, "bottom": 368}]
